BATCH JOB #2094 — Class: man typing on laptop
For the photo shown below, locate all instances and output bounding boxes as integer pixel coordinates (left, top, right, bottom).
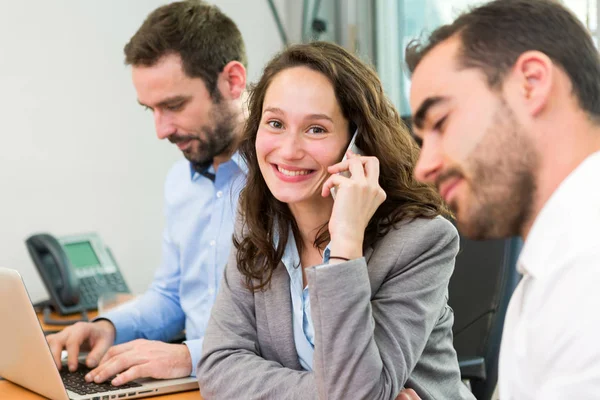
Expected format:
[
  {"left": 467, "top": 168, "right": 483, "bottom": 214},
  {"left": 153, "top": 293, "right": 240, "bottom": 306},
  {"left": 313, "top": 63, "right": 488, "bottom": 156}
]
[{"left": 46, "top": 0, "right": 248, "bottom": 386}]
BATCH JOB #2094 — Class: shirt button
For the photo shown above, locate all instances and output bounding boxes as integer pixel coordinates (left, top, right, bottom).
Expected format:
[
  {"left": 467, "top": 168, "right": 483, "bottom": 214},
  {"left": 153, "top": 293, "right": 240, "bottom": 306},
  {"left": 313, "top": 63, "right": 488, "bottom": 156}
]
[
  {"left": 216, "top": 191, "right": 223, "bottom": 198},
  {"left": 209, "top": 240, "right": 216, "bottom": 247},
  {"left": 208, "top": 287, "right": 215, "bottom": 295}
]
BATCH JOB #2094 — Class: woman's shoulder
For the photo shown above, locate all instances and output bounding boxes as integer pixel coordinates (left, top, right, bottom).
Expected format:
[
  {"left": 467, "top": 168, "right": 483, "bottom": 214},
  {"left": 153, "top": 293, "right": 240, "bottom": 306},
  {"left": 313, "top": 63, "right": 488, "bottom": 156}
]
[
  {"left": 381, "top": 215, "right": 458, "bottom": 246},
  {"left": 370, "top": 216, "right": 459, "bottom": 265},
  {"left": 365, "top": 216, "right": 459, "bottom": 291}
]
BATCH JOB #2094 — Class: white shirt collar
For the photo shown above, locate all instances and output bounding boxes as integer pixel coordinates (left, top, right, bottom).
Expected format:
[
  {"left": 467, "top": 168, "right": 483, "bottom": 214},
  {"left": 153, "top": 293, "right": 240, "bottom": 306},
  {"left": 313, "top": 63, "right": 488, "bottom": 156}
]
[{"left": 518, "top": 150, "right": 600, "bottom": 279}]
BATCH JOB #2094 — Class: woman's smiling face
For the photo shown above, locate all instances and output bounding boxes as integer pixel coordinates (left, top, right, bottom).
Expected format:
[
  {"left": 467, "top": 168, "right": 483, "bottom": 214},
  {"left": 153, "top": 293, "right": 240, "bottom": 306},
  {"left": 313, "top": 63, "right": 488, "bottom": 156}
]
[{"left": 255, "top": 66, "right": 350, "bottom": 206}]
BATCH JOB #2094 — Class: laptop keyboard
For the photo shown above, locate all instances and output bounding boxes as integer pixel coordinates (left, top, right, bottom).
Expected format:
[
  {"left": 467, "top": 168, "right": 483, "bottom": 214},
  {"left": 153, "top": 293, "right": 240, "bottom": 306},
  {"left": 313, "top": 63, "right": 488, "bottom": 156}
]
[{"left": 60, "top": 364, "right": 142, "bottom": 395}]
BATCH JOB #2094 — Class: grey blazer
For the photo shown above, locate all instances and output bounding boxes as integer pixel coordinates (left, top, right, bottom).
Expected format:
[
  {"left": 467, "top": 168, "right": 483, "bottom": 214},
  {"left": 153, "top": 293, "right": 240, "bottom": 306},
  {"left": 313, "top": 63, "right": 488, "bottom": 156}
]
[{"left": 198, "top": 216, "right": 474, "bottom": 400}]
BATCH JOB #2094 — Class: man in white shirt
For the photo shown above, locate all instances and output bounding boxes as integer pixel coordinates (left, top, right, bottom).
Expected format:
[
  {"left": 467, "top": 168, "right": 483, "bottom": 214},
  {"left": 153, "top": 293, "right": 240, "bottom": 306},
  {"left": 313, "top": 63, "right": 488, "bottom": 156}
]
[{"left": 406, "top": 0, "right": 600, "bottom": 398}]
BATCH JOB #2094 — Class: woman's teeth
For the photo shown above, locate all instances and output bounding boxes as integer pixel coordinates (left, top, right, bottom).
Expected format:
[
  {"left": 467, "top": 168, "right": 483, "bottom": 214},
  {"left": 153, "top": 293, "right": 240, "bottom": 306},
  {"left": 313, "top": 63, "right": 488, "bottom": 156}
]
[{"left": 277, "top": 166, "right": 311, "bottom": 176}]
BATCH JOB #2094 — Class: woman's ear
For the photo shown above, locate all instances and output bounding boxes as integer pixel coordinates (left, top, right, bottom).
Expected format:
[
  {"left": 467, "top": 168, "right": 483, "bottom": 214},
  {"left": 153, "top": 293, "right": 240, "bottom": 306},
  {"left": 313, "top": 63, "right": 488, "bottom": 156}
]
[{"left": 219, "top": 61, "right": 247, "bottom": 100}]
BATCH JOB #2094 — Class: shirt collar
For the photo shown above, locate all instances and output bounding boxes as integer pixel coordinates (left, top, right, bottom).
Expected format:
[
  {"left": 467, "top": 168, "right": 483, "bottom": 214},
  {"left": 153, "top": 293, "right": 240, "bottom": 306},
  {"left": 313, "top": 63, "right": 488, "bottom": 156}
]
[
  {"left": 273, "top": 224, "right": 301, "bottom": 274},
  {"left": 274, "top": 224, "right": 330, "bottom": 278},
  {"left": 230, "top": 151, "right": 248, "bottom": 174},
  {"left": 188, "top": 151, "right": 247, "bottom": 182},
  {"left": 189, "top": 162, "right": 210, "bottom": 181},
  {"left": 518, "top": 150, "right": 600, "bottom": 278}
]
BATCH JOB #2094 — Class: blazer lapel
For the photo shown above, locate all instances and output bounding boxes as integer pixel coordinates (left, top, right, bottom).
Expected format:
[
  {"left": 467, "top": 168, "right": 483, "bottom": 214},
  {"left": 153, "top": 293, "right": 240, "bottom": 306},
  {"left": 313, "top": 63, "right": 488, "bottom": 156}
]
[
  {"left": 262, "top": 262, "right": 303, "bottom": 370},
  {"left": 261, "top": 250, "right": 374, "bottom": 370},
  {"left": 364, "top": 245, "right": 375, "bottom": 263}
]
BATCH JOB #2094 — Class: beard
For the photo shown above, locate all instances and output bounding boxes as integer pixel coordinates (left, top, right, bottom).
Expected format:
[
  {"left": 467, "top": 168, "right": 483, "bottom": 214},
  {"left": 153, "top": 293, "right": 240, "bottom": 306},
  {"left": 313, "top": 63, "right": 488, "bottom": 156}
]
[
  {"left": 439, "top": 99, "right": 539, "bottom": 240},
  {"left": 170, "top": 98, "right": 239, "bottom": 170}
]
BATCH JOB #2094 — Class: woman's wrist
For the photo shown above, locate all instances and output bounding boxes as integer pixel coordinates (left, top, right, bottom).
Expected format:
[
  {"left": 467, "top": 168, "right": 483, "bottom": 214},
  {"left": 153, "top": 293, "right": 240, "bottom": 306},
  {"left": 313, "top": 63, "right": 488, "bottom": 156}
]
[{"left": 328, "top": 237, "right": 363, "bottom": 261}]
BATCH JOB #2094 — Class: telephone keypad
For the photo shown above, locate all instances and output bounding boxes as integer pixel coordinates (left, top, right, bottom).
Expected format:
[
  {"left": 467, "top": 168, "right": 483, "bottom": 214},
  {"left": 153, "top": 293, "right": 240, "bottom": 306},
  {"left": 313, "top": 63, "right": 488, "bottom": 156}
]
[{"left": 79, "top": 273, "right": 130, "bottom": 310}]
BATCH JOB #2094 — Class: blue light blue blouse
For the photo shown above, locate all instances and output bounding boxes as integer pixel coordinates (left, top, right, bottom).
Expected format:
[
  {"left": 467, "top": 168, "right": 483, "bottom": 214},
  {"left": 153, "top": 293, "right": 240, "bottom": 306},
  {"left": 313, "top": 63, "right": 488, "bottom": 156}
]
[{"left": 281, "top": 231, "right": 332, "bottom": 371}]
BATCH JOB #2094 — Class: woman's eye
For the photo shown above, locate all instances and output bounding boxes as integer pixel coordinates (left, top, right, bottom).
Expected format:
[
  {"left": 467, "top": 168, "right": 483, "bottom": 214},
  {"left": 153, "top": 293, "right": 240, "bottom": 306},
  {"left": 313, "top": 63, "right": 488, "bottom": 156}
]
[
  {"left": 268, "top": 120, "right": 283, "bottom": 129},
  {"left": 308, "top": 126, "right": 325, "bottom": 134}
]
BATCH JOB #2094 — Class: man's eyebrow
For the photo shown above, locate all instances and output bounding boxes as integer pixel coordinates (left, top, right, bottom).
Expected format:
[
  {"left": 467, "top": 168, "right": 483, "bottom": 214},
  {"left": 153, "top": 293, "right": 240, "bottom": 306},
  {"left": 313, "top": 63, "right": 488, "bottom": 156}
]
[
  {"left": 413, "top": 96, "right": 448, "bottom": 129},
  {"left": 138, "top": 95, "right": 190, "bottom": 109}
]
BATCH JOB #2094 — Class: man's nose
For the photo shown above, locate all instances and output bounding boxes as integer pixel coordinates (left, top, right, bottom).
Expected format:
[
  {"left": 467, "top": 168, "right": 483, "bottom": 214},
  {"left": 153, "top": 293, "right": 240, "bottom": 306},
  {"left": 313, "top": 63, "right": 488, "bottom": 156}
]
[
  {"left": 154, "top": 111, "right": 176, "bottom": 140},
  {"left": 414, "top": 138, "right": 443, "bottom": 184}
]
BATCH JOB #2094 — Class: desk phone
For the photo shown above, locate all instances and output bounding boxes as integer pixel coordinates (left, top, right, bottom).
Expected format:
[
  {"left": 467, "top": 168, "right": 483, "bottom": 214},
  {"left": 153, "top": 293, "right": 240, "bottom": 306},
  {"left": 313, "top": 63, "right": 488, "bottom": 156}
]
[{"left": 26, "top": 232, "right": 130, "bottom": 315}]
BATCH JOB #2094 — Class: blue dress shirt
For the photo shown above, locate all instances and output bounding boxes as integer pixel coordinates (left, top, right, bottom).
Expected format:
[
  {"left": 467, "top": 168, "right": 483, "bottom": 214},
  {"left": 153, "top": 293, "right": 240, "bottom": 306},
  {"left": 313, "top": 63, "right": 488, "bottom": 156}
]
[
  {"left": 281, "top": 230, "right": 331, "bottom": 371},
  {"left": 102, "top": 154, "right": 246, "bottom": 376}
]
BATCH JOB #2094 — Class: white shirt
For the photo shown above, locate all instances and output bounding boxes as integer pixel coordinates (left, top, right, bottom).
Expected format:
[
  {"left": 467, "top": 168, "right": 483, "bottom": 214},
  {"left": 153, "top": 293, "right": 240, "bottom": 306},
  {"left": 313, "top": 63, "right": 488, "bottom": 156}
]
[{"left": 499, "top": 151, "right": 600, "bottom": 399}]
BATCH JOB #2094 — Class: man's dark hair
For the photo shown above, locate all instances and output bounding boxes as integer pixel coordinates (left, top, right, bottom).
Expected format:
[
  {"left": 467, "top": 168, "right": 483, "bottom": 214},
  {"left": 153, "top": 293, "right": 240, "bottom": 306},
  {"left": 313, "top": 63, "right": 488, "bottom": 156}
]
[
  {"left": 124, "top": 0, "right": 247, "bottom": 99},
  {"left": 406, "top": 0, "right": 600, "bottom": 121}
]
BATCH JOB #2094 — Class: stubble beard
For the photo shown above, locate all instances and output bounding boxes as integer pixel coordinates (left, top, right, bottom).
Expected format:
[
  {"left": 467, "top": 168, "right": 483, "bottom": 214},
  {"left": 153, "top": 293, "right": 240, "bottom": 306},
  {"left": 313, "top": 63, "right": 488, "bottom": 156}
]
[
  {"left": 185, "top": 99, "right": 239, "bottom": 170},
  {"left": 453, "top": 99, "right": 539, "bottom": 240}
]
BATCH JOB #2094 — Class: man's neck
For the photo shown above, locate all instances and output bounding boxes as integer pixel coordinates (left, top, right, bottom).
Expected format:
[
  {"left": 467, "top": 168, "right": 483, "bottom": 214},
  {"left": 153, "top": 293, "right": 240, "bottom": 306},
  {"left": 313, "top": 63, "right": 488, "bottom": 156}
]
[
  {"left": 211, "top": 103, "right": 245, "bottom": 172},
  {"left": 521, "top": 116, "right": 600, "bottom": 239},
  {"left": 212, "top": 144, "right": 236, "bottom": 171}
]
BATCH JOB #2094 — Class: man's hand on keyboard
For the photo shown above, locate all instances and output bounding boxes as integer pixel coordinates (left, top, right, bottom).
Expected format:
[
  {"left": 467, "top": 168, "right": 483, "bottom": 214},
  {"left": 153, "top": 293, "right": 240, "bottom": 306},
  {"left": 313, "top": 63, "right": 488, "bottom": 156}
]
[
  {"left": 84, "top": 339, "right": 192, "bottom": 385},
  {"left": 46, "top": 320, "right": 116, "bottom": 372}
]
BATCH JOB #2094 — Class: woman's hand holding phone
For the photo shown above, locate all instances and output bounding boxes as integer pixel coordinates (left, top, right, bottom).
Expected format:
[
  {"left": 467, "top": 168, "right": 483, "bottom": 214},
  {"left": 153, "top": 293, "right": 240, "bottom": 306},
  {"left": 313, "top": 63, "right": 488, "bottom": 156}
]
[{"left": 322, "top": 151, "right": 386, "bottom": 262}]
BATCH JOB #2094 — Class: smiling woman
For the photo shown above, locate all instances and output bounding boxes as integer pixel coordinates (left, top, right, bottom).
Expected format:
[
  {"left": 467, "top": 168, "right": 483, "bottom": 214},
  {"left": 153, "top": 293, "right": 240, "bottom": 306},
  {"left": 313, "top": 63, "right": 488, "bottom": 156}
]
[
  {"left": 256, "top": 66, "right": 349, "bottom": 205},
  {"left": 197, "top": 41, "right": 475, "bottom": 400}
]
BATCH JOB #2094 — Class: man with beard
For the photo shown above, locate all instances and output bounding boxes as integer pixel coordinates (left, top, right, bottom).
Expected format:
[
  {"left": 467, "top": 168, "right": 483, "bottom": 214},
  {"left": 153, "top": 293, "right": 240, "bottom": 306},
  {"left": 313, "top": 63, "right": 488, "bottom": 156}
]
[
  {"left": 407, "top": 0, "right": 600, "bottom": 398},
  {"left": 46, "top": 0, "right": 247, "bottom": 385}
]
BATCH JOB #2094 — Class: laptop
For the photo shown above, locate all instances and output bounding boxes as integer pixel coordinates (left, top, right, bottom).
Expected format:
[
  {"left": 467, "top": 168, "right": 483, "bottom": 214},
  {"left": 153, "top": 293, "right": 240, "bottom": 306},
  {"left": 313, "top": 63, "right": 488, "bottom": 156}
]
[{"left": 0, "top": 267, "right": 198, "bottom": 400}]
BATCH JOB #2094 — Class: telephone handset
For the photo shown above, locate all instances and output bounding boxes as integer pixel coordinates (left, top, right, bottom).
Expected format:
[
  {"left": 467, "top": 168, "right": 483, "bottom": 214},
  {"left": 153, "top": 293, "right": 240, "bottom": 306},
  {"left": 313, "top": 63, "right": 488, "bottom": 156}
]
[
  {"left": 331, "top": 128, "right": 365, "bottom": 199},
  {"left": 25, "top": 232, "right": 130, "bottom": 316},
  {"left": 26, "top": 234, "right": 81, "bottom": 314}
]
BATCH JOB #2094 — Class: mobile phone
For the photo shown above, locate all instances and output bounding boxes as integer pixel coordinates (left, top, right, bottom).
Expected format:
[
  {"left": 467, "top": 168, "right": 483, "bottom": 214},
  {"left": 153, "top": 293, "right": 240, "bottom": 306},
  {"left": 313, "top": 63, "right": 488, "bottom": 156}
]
[{"left": 331, "top": 129, "right": 365, "bottom": 199}]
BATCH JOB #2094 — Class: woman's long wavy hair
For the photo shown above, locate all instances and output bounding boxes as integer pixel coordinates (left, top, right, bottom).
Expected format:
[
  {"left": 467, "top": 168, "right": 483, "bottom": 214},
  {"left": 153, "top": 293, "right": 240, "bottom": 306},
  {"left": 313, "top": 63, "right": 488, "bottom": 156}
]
[{"left": 235, "top": 41, "right": 448, "bottom": 291}]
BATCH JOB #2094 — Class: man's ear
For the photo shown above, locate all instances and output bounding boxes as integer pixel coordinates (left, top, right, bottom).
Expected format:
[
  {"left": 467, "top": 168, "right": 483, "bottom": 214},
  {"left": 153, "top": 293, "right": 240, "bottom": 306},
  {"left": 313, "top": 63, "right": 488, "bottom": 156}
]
[
  {"left": 511, "top": 50, "right": 553, "bottom": 117},
  {"left": 218, "top": 61, "right": 247, "bottom": 100}
]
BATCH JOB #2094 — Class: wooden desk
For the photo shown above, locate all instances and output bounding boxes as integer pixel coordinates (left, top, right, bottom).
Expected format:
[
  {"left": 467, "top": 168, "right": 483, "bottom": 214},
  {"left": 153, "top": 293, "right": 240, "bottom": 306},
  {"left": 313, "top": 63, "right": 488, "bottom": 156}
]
[
  {"left": 39, "top": 309, "right": 99, "bottom": 331},
  {"left": 0, "top": 381, "right": 202, "bottom": 400},
  {"left": 0, "top": 310, "right": 204, "bottom": 400}
]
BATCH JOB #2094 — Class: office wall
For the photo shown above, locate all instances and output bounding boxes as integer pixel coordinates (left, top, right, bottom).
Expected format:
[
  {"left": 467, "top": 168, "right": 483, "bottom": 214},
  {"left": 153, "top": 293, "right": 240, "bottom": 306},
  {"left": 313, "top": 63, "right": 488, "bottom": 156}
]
[{"left": 0, "top": 0, "right": 285, "bottom": 303}]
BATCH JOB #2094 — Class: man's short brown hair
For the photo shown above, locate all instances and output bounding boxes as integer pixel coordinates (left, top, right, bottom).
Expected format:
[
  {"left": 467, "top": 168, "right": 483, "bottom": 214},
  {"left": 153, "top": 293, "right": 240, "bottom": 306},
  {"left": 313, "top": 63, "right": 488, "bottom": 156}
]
[
  {"left": 124, "top": 0, "right": 247, "bottom": 99},
  {"left": 406, "top": 0, "right": 600, "bottom": 122}
]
